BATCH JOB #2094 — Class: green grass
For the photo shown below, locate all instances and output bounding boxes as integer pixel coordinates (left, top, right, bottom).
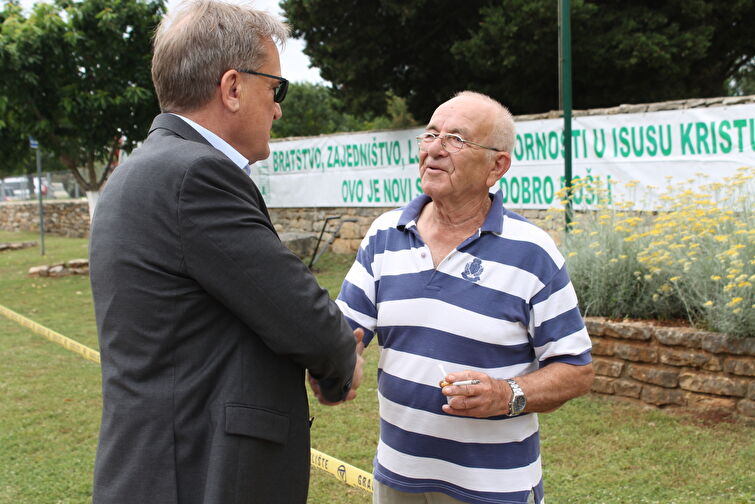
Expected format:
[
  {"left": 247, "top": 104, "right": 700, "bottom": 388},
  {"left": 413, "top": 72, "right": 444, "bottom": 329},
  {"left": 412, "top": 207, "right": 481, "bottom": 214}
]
[{"left": 0, "top": 230, "right": 753, "bottom": 503}]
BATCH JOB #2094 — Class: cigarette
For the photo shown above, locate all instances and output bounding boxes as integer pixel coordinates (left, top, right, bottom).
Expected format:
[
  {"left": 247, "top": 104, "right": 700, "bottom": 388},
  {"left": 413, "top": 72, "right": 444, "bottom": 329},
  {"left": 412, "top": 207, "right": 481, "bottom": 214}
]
[{"left": 450, "top": 379, "right": 480, "bottom": 386}]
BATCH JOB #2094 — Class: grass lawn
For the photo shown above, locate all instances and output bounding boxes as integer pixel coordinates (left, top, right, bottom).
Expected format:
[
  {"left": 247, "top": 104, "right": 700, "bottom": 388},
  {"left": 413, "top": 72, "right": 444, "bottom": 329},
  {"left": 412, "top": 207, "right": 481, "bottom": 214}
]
[{"left": 0, "top": 230, "right": 752, "bottom": 503}]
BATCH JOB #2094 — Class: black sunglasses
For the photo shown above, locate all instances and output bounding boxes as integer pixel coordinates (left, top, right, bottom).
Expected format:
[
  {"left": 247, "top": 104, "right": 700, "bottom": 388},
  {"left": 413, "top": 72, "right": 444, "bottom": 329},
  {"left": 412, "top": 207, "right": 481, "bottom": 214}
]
[{"left": 237, "top": 69, "right": 289, "bottom": 103}]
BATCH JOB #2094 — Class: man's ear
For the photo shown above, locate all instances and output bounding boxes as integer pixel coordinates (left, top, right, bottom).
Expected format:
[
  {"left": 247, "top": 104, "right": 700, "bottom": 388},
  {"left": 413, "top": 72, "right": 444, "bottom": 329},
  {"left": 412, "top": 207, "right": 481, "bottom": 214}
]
[
  {"left": 487, "top": 151, "right": 511, "bottom": 187},
  {"left": 218, "top": 69, "right": 242, "bottom": 113}
]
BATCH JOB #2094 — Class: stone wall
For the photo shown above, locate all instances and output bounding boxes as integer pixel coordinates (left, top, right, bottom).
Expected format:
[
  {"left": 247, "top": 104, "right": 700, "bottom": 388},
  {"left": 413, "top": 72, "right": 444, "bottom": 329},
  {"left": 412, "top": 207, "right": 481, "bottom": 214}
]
[
  {"left": 0, "top": 200, "right": 89, "bottom": 238},
  {"left": 586, "top": 317, "right": 754, "bottom": 419}
]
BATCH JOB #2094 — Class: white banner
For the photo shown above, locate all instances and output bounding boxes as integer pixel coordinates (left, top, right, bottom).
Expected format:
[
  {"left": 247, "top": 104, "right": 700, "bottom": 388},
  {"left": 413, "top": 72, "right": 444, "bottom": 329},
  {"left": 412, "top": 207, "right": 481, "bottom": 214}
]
[{"left": 252, "top": 104, "right": 755, "bottom": 209}]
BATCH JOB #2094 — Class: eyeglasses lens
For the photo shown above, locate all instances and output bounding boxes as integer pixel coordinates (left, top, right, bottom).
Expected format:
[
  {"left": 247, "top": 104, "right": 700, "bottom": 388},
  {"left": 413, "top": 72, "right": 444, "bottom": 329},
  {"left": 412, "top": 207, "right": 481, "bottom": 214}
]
[
  {"left": 417, "top": 134, "right": 463, "bottom": 153},
  {"left": 274, "top": 80, "right": 288, "bottom": 103}
]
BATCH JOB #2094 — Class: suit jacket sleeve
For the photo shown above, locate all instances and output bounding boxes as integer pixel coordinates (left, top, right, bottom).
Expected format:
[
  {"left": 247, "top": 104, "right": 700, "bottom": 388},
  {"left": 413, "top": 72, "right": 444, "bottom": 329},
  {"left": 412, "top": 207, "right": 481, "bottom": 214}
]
[{"left": 178, "top": 154, "right": 355, "bottom": 402}]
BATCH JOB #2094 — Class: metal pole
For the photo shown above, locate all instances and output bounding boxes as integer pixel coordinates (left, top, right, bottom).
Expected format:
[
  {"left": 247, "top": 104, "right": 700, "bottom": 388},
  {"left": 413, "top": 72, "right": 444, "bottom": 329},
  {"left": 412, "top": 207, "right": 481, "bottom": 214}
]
[
  {"left": 559, "top": 0, "right": 573, "bottom": 231},
  {"left": 36, "top": 149, "right": 45, "bottom": 255}
]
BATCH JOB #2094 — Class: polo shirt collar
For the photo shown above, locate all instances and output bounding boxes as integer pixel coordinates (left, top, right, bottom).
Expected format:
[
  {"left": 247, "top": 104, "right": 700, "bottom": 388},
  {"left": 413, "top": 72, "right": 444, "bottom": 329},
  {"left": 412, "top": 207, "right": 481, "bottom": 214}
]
[{"left": 398, "top": 189, "right": 505, "bottom": 234}]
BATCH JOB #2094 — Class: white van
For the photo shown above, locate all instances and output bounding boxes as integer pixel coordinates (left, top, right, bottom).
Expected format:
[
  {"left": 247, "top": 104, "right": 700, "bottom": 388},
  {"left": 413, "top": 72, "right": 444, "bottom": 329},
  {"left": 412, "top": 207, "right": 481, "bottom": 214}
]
[{"left": 0, "top": 176, "right": 53, "bottom": 200}]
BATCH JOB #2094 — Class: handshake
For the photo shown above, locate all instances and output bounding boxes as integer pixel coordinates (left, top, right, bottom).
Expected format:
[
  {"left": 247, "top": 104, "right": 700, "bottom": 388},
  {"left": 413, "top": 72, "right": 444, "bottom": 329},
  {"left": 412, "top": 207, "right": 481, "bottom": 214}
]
[{"left": 307, "top": 328, "right": 365, "bottom": 406}]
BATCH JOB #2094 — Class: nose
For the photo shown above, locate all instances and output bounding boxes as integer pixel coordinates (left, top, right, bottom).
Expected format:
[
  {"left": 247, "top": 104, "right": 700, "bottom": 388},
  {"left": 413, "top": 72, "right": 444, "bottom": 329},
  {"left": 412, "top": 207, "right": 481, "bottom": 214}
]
[
  {"left": 274, "top": 102, "right": 282, "bottom": 120},
  {"left": 426, "top": 136, "right": 448, "bottom": 157}
]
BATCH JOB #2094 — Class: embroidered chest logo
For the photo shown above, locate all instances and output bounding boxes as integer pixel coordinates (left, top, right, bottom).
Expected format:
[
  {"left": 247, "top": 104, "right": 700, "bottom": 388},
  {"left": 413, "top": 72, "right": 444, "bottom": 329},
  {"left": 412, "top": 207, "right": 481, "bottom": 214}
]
[{"left": 462, "top": 258, "right": 484, "bottom": 282}]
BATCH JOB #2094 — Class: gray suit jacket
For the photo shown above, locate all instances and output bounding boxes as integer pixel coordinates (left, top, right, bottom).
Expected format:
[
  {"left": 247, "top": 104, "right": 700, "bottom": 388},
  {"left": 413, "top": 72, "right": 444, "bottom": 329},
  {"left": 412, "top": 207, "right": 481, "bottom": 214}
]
[{"left": 89, "top": 114, "right": 356, "bottom": 504}]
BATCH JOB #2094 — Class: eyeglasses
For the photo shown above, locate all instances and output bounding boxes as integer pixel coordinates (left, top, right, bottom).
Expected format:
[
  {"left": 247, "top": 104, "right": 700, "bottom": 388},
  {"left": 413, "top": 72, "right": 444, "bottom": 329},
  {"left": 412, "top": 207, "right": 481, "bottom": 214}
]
[
  {"left": 237, "top": 69, "right": 289, "bottom": 103},
  {"left": 416, "top": 132, "right": 503, "bottom": 153}
]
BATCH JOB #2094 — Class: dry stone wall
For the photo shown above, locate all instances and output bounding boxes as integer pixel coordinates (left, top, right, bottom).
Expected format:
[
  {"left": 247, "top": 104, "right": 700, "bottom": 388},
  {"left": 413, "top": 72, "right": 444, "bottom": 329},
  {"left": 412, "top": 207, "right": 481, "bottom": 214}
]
[
  {"left": 587, "top": 317, "right": 754, "bottom": 419},
  {"left": 0, "top": 200, "right": 89, "bottom": 238}
]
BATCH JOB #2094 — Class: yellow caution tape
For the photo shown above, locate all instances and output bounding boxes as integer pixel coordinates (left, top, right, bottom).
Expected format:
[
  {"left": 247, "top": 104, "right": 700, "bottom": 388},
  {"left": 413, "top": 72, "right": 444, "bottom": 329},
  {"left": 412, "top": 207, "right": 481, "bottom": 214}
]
[
  {"left": 0, "top": 303, "right": 374, "bottom": 493},
  {"left": 0, "top": 304, "right": 100, "bottom": 364},
  {"left": 311, "top": 448, "right": 374, "bottom": 493}
]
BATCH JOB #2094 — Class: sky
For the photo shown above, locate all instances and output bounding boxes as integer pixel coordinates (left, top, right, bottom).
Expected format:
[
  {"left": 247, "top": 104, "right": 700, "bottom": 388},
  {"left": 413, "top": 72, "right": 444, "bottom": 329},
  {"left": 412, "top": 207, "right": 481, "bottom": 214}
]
[{"left": 18, "top": 0, "right": 325, "bottom": 84}]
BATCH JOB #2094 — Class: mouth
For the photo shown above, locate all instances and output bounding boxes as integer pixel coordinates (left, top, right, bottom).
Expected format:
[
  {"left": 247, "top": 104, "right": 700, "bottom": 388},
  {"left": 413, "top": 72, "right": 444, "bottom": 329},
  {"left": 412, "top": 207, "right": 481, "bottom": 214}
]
[{"left": 423, "top": 163, "right": 448, "bottom": 174}]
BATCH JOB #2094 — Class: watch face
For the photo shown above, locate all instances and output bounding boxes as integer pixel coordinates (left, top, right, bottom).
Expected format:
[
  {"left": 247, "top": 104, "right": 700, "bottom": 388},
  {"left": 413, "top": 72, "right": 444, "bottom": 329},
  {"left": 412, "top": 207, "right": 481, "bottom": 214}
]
[{"left": 512, "top": 395, "right": 526, "bottom": 414}]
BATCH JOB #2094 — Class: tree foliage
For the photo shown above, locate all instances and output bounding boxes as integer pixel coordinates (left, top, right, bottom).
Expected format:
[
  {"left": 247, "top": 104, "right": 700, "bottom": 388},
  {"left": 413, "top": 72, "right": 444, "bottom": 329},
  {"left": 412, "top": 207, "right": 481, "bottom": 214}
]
[
  {"left": 282, "top": 0, "right": 755, "bottom": 119},
  {"left": 273, "top": 82, "right": 418, "bottom": 138},
  {"left": 0, "top": 0, "right": 164, "bottom": 191}
]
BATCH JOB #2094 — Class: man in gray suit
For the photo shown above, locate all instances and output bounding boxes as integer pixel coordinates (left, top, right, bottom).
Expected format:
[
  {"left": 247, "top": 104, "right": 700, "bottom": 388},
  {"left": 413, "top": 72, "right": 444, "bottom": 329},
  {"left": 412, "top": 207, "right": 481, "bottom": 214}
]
[{"left": 89, "top": 2, "right": 363, "bottom": 502}]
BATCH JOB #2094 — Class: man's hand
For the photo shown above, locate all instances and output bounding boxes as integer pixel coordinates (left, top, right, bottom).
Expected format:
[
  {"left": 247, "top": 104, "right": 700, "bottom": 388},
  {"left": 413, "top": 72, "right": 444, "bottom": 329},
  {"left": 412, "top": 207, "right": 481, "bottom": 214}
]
[
  {"left": 440, "top": 362, "right": 594, "bottom": 417},
  {"left": 308, "top": 328, "right": 365, "bottom": 406},
  {"left": 440, "top": 371, "right": 509, "bottom": 418}
]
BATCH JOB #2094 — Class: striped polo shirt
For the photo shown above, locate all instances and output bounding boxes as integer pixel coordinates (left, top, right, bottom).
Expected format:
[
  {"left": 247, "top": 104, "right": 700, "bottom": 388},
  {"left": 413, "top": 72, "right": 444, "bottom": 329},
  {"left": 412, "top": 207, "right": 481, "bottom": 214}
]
[{"left": 336, "top": 189, "right": 592, "bottom": 504}]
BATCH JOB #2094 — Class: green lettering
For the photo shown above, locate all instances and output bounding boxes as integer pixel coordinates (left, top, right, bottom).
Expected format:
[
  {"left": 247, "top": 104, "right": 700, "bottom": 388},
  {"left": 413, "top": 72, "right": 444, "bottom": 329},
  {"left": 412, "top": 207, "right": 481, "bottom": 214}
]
[
  {"left": 695, "top": 122, "right": 711, "bottom": 154},
  {"left": 680, "top": 123, "right": 694, "bottom": 155}
]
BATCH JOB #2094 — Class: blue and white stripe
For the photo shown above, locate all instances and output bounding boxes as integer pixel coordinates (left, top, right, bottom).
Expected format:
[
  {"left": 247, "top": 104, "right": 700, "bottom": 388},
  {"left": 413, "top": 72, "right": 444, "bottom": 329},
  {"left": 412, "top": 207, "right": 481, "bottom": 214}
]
[{"left": 336, "top": 189, "right": 592, "bottom": 504}]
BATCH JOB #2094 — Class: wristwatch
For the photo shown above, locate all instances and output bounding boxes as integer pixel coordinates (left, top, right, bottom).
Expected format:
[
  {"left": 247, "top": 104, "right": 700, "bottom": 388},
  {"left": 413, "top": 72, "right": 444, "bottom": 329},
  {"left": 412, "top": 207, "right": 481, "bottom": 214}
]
[{"left": 505, "top": 379, "right": 526, "bottom": 416}]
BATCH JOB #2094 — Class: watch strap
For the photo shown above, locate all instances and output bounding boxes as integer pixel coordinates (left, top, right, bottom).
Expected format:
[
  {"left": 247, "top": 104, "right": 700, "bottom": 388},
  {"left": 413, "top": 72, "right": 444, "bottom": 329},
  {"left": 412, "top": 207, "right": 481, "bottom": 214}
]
[{"left": 505, "top": 378, "right": 525, "bottom": 416}]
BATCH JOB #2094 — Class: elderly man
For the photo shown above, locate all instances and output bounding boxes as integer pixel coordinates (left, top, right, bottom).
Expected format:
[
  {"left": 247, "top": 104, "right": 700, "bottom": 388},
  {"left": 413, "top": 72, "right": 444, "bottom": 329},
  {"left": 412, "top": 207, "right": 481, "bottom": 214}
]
[
  {"left": 89, "top": 2, "right": 362, "bottom": 503},
  {"left": 336, "top": 91, "right": 594, "bottom": 504}
]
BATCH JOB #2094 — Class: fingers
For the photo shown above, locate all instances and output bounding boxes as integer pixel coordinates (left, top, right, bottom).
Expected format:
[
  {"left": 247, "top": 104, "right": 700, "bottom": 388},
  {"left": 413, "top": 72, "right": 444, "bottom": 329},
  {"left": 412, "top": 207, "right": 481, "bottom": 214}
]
[
  {"left": 307, "top": 372, "right": 344, "bottom": 406},
  {"left": 308, "top": 327, "right": 367, "bottom": 407},
  {"left": 440, "top": 372, "right": 506, "bottom": 418},
  {"left": 346, "top": 353, "right": 365, "bottom": 401},
  {"left": 353, "top": 327, "right": 365, "bottom": 355}
]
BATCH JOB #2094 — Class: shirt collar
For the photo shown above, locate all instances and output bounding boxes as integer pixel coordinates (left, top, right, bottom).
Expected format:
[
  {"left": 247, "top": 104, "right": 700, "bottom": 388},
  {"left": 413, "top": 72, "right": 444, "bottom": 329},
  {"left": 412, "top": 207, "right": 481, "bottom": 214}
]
[
  {"left": 171, "top": 113, "right": 250, "bottom": 171},
  {"left": 398, "top": 189, "right": 504, "bottom": 235}
]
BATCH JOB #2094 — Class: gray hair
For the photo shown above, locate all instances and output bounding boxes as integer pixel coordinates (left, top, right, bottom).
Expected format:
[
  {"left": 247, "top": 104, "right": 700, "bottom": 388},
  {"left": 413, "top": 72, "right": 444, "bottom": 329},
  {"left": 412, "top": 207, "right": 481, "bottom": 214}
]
[
  {"left": 152, "top": 0, "right": 289, "bottom": 112},
  {"left": 453, "top": 91, "right": 516, "bottom": 154}
]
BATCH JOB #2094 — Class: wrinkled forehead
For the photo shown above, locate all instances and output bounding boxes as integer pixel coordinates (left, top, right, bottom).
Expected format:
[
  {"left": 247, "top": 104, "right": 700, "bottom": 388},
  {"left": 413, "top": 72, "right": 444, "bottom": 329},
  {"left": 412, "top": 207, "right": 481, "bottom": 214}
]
[{"left": 427, "top": 96, "right": 494, "bottom": 138}]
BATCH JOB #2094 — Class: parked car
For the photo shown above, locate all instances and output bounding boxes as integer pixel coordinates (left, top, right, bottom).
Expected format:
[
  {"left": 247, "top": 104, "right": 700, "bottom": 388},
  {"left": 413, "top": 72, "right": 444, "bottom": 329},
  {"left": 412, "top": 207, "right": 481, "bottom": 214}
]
[
  {"left": 2, "top": 187, "right": 16, "bottom": 201},
  {"left": 0, "top": 176, "right": 56, "bottom": 200}
]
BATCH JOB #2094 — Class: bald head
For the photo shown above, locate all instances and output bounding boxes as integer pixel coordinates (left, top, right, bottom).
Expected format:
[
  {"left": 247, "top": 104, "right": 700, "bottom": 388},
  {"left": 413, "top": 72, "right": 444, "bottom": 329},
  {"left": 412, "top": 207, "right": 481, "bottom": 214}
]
[{"left": 445, "top": 91, "right": 516, "bottom": 154}]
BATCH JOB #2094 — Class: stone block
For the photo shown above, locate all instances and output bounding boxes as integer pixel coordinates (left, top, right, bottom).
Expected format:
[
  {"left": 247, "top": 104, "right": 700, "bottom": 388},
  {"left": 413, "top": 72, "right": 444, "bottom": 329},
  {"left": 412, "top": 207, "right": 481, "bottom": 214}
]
[
  {"left": 703, "top": 356, "right": 724, "bottom": 372},
  {"left": 604, "top": 321, "right": 652, "bottom": 341},
  {"left": 659, "top": 348, "right": 718, "bottom": 369},
  {"left": 701, "top": 333, "right": 755, "bottom": 356},
  {"left": 678, "top": 372, "right": 748, "bottom": 397},
  {"left": 47, "top": 264, "right": 68, "bottom": 277},
  {"left": 748, "top": 382, "right": 755, "bottom": 400},
  {"left": 613, "top": 342, "right": 657, "bottom": 363},
  {"left": 641, "top": 385, "right": 684, "bottom": 406},
  {"left": 723, "top": 357, "right": 755, "bottom": 377},
  {"left": 591, "top": 376, "right": 615, "bottom": 394},
  {"left": 614, "top": 379, "right": 642, "bottom": 398},
  {"left": 590, "top": 337, "right": 615, "bottom": 356},
  {"left": 684, "top": 392, "right": 737, "bottom": 412},
  {"left": 331, "top": 238, "right": 359, "bottom": 255},
  {"left": 28, "top": 265, "right": 48, "bottom": 277},
  {"left": 584, "top": 317, "right": 608, "bottom": 336},
  {"left": 653, "top": 327, "right": 704, "bottom": 349},
  {"left": 66, "top": 258, "right": 89, "bottom": 268},
  {"left": 628, "top": 365, "right": 679, "bottom": 388},
  {"left": 337, "top": 221, "right": 362, "bottom": 239},
  {"left": 593, "top": 357, "right": 624, "bottom": 378},
  {"left": 736, "top": 399, "right": 755, "bottom": 418}
]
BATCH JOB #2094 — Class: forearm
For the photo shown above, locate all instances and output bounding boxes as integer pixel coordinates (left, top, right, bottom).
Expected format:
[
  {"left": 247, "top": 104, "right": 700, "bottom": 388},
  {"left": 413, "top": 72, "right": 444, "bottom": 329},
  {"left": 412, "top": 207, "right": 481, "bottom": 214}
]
[
  {"left": 516, "top": 361, "right": 595, "bottom": 414},
  {"left": 441, "top": 361, "right": 594, "bottom": 418}
]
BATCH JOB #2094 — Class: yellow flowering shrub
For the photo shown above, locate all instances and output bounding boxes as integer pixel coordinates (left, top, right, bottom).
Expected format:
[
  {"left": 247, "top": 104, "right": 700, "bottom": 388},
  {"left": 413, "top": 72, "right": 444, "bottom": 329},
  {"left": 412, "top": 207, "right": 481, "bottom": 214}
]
[{"left": 554, "top": 167, "right": 754, "bottom": 337}]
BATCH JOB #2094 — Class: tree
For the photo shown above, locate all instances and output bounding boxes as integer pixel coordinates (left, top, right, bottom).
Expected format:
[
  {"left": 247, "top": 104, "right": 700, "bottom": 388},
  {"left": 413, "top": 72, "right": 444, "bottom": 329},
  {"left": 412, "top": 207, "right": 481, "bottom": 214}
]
[
  {"left": 0, "top": 0, "right": 164, "bottom": 215},
  {"left": 272, "top": 82, "right": 418, "bottom": 138},
  {"left": 0, "top": 96, "right": 32, "bottom": 178},
  {"left": 282, "top": 0, "right": 755, "bottom": 119}
]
